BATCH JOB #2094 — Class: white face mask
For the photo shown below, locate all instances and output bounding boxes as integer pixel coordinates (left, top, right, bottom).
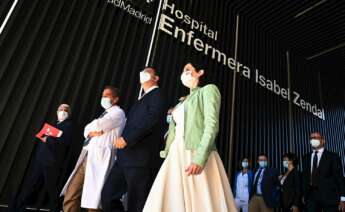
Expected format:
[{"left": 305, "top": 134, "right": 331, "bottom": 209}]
[
  {"left": 180, "top": 71, "right": 197, "bottom": 88},
  {"left": 283, "top": 160, "right": 289, "bottom": 169},
  {"left": 101, "top": 97, "right": 113, "bottom": 109},
  {"left": 140, "top": 71, "right": 151, "bottom": 84},
  {"left": 57, "top": 111, "right": 68, "bottom": 122},
  {"left": 258, "top": 161, "right": 268, "bottom": 168},
  {"left": 241, "top": 161, "right": 249, "bottom": 168},
  {"left": 310, "top": 139, "right": 321, "bottom": 148},
  {"left": 166, "top": 114, "right": 172, "bottom": 124}
]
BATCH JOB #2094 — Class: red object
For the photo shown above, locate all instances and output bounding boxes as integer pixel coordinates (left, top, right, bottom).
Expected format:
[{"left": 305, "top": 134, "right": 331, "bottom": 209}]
[{"left": 35, "top": 123, "right": 63, "bottom": 142}]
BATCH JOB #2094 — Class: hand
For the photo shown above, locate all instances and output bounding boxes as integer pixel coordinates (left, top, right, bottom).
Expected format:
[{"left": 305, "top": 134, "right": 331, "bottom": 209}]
[
  {"left": 185, "top": 163, "right": 203, "bottom": 176},
  {"left": 113, "top": 137, "right": 127, "bottom": 149},
  {"left": 291, "top": 205, "right": 299, "bottom": 212},
  {"left": 42, "top": 137, "right": 47, "bottom": 142},
  {"left": 339, "top": 201, "right": 345, "bottom": 212},
  {"left": 88, "top": 131, "right": 104, "bottom": 138}
]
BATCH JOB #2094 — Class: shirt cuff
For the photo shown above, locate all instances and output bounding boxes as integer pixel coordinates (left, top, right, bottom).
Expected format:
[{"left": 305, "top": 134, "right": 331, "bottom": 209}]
[{"left": 341, "top": 196, "right": 345, "bottom": 201}]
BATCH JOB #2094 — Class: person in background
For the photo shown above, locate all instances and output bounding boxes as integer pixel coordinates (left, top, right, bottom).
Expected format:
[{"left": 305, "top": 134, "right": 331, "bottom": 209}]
[
  {"left": 61, "top": 86, "right": 125, "bottom": 212},
  {"left": 10, "top": 104, "right": 73, "bottom": 212},
  {"left": 302, "top": 131, "right": 345, "bottom": 212},
  {"left": 249, "top": 153, "right": 280, "bottom": 212},
  {"left": 233, "top": 157, "right": 254, "bottom": 212},
  {"left": 280, "top": 153, "right": 302, "bottom": 212}
]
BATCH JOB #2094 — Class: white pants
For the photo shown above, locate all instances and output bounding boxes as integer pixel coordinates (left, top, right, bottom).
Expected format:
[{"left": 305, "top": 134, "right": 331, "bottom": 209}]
[{"left": 235, "top": 198, "right": 249, "bottom": 212}]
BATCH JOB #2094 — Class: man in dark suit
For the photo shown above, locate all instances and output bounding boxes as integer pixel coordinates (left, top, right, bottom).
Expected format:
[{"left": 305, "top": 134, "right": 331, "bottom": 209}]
[
  {"left": 302, "top": 131, "right": 345, "bottom": 212},
  {"left": 10, "top": 104, "right": 73, "bottom": 212},
  {"left": 249, "top": 153, "right": 280, "bottom": 212},
  {"left": 101, "top": 67, "right": 167, "bottom": 212}
]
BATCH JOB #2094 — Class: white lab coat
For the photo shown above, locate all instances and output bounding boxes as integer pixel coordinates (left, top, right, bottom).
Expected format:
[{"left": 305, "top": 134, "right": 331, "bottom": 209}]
[{"left": 61, "top": 105, "right": 126, "bottom": 209}]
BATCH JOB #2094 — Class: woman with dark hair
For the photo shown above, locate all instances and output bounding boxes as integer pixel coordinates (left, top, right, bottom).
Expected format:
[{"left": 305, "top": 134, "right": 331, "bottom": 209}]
[
  {"left": 143, "top": 62, "right": 237, "bottom": 212},
  {"left": 233, "top": 158, "right": 254, "bottom": 212},
  {"left": 280, "top": 153, "right": 302, "bottom": 212}
]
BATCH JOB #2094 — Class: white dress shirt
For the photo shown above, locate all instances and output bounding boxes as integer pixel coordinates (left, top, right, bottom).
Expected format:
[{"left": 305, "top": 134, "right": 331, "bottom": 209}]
[
  {"left": 138, "top": 86, "right": 159, "bottom": 99},
  {"left": 254, "top": 168, "right": 265, "bottom": 195},
  {"left": 310, "top": 147, "right": 324, "bottom": 174}
]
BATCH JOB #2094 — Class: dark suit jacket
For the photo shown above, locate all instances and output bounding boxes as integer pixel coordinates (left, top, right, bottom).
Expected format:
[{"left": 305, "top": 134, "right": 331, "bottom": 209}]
[
  {"left": 281, "top": 168, "right": 302, "bottom": 209},
  {"left": 117, "top": 88, "right": 167, "bottom": 168},
  {"left": 36, "top": 119, "right": 73, "bottom": 167},
  {"left": 251, "top": 167, "right": 280, "bottom": 208},
  {"left": 302, "top": 150, "right": 345, "bottom": 205}
]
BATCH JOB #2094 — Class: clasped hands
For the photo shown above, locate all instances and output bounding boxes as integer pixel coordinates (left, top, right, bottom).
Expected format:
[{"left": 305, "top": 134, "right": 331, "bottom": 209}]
[{"left": 88, "top": 131, "right": 104, "bottom": 138}]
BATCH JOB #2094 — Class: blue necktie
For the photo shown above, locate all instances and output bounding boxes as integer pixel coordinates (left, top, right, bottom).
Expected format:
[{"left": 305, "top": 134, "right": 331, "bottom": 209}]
[{"left": 83, "top": 111, "right": 108, "bottom": 146}]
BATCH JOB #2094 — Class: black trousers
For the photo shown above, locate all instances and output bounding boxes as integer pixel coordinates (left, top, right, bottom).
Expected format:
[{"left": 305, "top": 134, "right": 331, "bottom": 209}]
[
  {"left": 10, "top": 162, "right": 62, "bottom": 212},
  {"left": 101, "top": 163, "right": 157, "bottom": 212},
  {"left": 305, "top": 189, "right": 338, "bottom": 212}
]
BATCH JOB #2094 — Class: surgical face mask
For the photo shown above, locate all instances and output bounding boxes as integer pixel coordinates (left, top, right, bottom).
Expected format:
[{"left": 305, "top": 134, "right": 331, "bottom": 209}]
[
  {"left": 140, "top": 71, "right": 151, "bottom": 84},
  {"left": 57, "top": 111, "right": 68, "bottom": 122},
  {"left": 241, "top": 161, "right": 249, "bottom": 168},
  {"left": 283, "top": 160, "right": 289, "bottom": 169},
  {"left": 258, "top": 161, "right": 268, "bottom": 168},
  {"left": 180, "top": 71, "right": 197, "bottom": 88},
  {"left": 101, "top": 97, "right": 113, "bottom": 109},
  {"left": 310, "top": 139, "right": 321, "bottom": 148},
  {"left": 166, "top": 114, "right": 172, "bottom": 124}
]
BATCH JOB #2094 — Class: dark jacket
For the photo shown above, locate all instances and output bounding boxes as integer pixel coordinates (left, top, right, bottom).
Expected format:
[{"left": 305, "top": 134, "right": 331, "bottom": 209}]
[
  {"left": 280, "top": 168, "right": 302, "bottom": 209},
  {"left": 117, "top": 88, "right": 167, "bottom": 168},
  {"left": 36, "top": 119, "right": 73, "bottom": 167},
  {"left": 302, "top": 150, "right": 345, "bottom": 205},
  {"left": 251, "top": 167, "right": 280, "bottom": 208}
]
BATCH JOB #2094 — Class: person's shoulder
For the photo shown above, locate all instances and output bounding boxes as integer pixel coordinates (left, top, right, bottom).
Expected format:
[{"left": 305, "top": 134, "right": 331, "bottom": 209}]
[
  {"left": 201, "top": 84, "right": 219, "bottom": 92},
  {"left": 323, "top": 150, "right": 340, "bottom": 159},
  {"left": 302, "top": 152, "right": 312, "bottom": 160},
  {"left": 59, "top": 119, "right": 73, "bottom": 127},
  {"left": 200, "top": 84, "right": 221, "bottom": 98},
  {"left": 267, "top": 167, "right": 279, "bottom": 175},
  {"left": 110, "top": 106, "right": 125, "bottom": 115},
  {"left": 63, "top": 119, "right": 73, "bottom": 124},
  {"left": 291, "top": 168, "right": 301, "bottom": 175}
]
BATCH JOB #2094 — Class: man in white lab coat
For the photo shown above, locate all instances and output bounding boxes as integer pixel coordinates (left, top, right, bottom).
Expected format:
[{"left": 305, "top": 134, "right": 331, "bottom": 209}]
[{"left": 61, "top": 86, "right": 126, "bottom": 212}]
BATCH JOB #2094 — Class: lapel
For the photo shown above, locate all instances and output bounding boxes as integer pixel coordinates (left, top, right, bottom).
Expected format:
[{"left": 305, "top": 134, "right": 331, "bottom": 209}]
[
  {"left": 284, "top": 168, "right": 296, "bottom": 186},
  {"left": 317, "top": 150, "right": 328, "bottom": 174},
  {"left": 306, "top": 153, "right": 312, "bottom": 176},
  {"left": 129, "top": 88, "right": 158, "bottom": 116}
]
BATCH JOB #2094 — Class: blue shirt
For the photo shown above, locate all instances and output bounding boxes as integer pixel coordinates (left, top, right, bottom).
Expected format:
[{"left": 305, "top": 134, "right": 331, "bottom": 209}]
[{"left": 254, "top": 168, "right": 265, "bottom": 195}]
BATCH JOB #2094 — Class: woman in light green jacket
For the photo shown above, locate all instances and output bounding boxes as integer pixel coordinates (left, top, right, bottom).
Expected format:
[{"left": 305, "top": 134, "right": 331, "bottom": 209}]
[{"left": 143, "top": 62, "right": 237, "bottom": 212}]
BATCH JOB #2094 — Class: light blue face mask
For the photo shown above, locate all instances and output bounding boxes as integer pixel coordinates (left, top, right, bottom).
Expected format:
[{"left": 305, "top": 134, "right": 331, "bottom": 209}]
[
  {"left": 258, "top": 161, "right": 268, "bottom": 168},
  {"left": 241, "top": 161, "right": 249, "bottom": 168},
  {"left": 101, "top": 97, "right": 112, "bottom": 109},
  {"left": 166, "top": 115, "right": 172, "bottom": 124},
  {"left": 283, "top": 160, "right": 289, "bottom": 169}
]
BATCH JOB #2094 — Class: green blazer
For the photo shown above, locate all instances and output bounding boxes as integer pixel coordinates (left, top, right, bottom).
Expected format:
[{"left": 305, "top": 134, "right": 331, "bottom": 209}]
[{"left": 160, "top": 84, "right": 221, "bottom": 167}]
